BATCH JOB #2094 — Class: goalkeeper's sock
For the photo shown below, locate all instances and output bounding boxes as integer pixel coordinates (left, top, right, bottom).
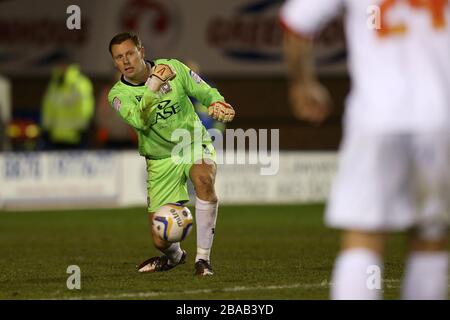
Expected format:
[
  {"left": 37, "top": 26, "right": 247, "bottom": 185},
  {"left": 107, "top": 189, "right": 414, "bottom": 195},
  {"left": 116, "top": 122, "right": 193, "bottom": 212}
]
[
  {"left": 161, "top": 242, "right": 183, "bottom": 266},
  {"left": 195, "top": 197, "right": 218, "bottom": 263},
  {"left": 401, "top": 251, "right": 448, "bottom": 300},
  {"left": 331, "top": 248, "right": 383, "bottom": 300}
]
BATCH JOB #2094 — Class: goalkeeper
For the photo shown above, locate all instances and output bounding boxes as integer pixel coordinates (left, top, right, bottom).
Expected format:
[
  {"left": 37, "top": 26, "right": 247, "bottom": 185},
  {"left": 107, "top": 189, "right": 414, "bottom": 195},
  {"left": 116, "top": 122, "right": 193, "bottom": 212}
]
[{"left": 108, "top": 32, "right": 235, "bottom": 276}]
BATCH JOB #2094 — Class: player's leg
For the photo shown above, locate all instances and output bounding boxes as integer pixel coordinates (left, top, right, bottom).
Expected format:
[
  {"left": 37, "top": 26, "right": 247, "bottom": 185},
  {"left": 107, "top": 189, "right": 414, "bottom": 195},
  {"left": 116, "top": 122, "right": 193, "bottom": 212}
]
[
  {"left": 137, "top": 211, "right": 187, "bottom": 272},
  {"left": 150, "top": 211, "right": 186, "bottom": 262},
  {"left": 190, "top": 160, "right": 217, "bottom": 201},
  {"left": 401, "top": 232, "right": 448, "bottom": 300},
  {"left": 401, "top": 133, "right": 450, "bottom": 299},
  {"left": 331, "top": 231, "right": 387, "bottom": 300},
  {"left": 327, "top": 133, "right": 412, "bottom": 299},
  {"left": 137, "top": 158, "right": 189, "bottom": 273},
  {"left": 189, "top": 159, "right": 218, "bottom": 276}
]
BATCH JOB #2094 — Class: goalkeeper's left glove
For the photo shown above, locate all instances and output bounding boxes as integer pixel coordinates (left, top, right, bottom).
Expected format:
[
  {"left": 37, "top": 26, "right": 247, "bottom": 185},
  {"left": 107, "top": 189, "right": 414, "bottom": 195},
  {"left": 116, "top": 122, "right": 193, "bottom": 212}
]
[{"left": 208, "top": 101, "right": 235, "bottom": 123}]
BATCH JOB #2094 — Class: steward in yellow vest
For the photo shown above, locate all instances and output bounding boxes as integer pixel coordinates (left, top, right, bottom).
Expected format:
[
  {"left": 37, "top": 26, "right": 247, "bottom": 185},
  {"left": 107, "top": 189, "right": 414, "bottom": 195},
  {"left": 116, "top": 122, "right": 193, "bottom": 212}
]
[{"left": 41, "top": 64, "right": 94, "bottom": 149}]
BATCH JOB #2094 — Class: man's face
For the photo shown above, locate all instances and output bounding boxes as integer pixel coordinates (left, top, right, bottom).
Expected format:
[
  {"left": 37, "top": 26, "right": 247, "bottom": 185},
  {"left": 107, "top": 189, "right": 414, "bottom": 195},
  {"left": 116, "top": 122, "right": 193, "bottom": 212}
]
[{"left": 111, "top": 39, "right": 145, "bottom": 79}]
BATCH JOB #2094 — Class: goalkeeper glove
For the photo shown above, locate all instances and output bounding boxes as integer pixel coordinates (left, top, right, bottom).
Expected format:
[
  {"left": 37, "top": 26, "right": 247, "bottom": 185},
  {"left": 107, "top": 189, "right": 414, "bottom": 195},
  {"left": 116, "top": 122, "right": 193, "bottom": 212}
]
[
  {"left": 208, "top": 101, "right": 235, "bottom": 123},
  {"left": 147, "top": 64, "right": 176, "bottom": 93}
]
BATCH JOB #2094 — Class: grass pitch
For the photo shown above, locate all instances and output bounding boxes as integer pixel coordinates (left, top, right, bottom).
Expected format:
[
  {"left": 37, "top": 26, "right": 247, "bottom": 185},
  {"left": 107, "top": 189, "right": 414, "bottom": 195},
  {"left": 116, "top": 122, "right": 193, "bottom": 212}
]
[{"left": 0, "top": 204, "right": 411, "bottom": 300}]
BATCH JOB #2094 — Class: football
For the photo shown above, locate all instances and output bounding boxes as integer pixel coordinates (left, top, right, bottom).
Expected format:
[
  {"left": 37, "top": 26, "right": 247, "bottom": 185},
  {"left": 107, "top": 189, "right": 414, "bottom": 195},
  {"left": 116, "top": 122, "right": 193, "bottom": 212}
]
[{"left": 152, "top": 203, "right": 194, "bottom": 242}]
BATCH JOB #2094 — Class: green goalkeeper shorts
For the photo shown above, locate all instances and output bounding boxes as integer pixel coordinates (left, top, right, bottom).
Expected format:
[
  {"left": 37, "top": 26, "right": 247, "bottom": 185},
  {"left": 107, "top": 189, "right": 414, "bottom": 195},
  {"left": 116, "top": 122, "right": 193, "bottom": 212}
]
[{"left": 146, "top": 142, "right": 216, "bottom": 213}]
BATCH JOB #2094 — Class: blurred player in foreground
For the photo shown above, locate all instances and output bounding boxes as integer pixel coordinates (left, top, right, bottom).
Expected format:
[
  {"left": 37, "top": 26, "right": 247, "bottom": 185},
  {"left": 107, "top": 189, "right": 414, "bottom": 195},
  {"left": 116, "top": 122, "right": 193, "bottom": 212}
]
[
  {"left": 280, "top": 0, "right": 450, "bottom": 299},
  {"left": 108, "top": 32, "right": 235, "bottom": 276}
]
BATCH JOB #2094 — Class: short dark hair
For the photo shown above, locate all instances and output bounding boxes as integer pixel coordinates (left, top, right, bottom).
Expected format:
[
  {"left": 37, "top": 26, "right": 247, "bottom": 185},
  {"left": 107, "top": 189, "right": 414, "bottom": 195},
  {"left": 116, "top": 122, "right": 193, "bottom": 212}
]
[{"left": 108, "top": 32, "right": 142, "bottom": 54}]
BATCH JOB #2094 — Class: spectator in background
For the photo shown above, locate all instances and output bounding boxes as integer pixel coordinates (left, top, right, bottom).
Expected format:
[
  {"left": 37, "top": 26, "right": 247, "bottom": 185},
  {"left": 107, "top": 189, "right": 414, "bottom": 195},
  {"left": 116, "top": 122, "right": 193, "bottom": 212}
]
[
  {"left": 41, "top": 63, "right": 94, "bottom": 150},
  {"left": 95, "top": 71, "right": 137, "bottom": 149}
]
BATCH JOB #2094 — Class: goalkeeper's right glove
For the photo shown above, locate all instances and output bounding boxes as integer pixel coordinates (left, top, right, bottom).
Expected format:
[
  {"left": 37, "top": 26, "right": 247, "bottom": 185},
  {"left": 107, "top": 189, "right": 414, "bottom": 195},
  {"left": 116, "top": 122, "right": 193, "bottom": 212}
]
[{"left": 147, "top": 64, "right": 176, "bottom": 93}]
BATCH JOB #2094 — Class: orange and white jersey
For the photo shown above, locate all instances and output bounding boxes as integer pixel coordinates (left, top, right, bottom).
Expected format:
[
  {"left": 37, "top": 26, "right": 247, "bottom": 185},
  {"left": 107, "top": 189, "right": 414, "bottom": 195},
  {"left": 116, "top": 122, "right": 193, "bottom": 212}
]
[{"left": 280, "top": 0, "right": 450, "bottom": 134}]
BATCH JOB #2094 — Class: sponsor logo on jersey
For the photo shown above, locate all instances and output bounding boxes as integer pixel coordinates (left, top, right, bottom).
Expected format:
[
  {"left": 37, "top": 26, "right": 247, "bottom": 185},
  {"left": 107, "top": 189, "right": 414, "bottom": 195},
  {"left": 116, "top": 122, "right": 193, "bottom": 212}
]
[
  {"left": 112, "top": 97, "right": 121, "bottom": 111},
  {"left": 152, "top": 99, "right": 181, "bottom": 125}
]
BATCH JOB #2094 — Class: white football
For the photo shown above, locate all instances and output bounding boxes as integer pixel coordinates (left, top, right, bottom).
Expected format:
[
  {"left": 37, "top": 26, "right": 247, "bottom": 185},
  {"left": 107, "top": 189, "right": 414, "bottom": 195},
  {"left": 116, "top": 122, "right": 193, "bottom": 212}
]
[{"left": 152, "top": 203, "right": 193, "bottom": 243}]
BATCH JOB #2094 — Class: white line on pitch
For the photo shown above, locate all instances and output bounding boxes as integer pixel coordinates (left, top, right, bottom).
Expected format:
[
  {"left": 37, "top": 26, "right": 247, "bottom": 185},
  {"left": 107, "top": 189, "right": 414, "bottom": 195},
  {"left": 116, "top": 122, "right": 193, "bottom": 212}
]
[
  {"left": 58, "top": 282, "right": 330, "bottom": 300},
  {"left": 51, "top": 279, "right": 449, "bottom": 300}
]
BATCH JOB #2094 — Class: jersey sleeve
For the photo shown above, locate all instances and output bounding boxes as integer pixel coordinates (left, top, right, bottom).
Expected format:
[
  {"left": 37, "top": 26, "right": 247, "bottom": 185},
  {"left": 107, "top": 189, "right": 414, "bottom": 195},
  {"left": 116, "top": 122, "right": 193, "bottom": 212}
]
[
  {"left": 279, "top": 0, "right": 344, "bottom": 37},
  {"left": 108, "top": 84, "right": 158, "bottom": 131},
  {"left": 172, "top": 60, "right": 225, "bottom": 106}
]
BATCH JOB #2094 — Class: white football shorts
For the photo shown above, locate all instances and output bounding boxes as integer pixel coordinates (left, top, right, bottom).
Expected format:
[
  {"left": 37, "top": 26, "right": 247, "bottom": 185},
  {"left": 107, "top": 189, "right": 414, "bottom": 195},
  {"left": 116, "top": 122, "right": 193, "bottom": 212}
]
[{"left": 326, "top": 131, "right": 450, "bottom": 238}]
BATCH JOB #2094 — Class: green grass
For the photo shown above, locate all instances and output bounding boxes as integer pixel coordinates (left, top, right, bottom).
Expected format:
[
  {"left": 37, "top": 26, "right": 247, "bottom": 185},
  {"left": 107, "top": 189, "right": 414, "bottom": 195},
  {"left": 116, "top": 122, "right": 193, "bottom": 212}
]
[{"left": 0, "top": 204, "right": 412, "bottom": 299}]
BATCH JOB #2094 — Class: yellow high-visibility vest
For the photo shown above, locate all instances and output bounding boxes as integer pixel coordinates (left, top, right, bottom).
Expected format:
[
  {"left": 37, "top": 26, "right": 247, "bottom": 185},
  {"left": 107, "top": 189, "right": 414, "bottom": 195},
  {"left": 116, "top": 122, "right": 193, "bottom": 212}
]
[{"left": 41, "top": 64, "right": 94, "bottom": 144}]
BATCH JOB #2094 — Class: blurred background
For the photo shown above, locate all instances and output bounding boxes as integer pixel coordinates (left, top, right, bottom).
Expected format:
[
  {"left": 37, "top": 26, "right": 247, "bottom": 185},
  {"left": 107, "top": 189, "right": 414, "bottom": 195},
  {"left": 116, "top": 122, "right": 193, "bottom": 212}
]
[{"left": 0, "top": 0, "right": 348, "bottom": 210}]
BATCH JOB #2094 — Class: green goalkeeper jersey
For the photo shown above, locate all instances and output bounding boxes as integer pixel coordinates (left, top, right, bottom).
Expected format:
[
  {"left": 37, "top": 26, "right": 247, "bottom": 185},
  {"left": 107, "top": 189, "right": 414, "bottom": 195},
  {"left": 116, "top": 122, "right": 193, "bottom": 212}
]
[{"left": 108, "top": 58, "right": 224, "bottom": 159}]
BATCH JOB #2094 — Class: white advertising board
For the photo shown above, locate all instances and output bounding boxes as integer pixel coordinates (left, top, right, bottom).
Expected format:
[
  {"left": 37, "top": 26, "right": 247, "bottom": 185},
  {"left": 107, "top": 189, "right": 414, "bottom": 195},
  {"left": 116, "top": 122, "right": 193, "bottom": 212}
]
[
  {"left": 0, "top": 151, "right": 121, "bottom": 209},
  {"left": 0, "top": 151, "right": 337, "bottom": 210}
]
